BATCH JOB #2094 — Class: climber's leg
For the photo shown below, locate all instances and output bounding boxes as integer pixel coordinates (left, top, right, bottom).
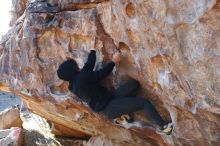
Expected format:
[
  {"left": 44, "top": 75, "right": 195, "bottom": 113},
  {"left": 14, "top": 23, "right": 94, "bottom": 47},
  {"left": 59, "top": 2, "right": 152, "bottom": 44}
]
[
  {"left": 113, "top": 79, "right": 140, "bottom": 98},
  {"left": 102, "top": 97, "right": 166, "bottom": 128}
]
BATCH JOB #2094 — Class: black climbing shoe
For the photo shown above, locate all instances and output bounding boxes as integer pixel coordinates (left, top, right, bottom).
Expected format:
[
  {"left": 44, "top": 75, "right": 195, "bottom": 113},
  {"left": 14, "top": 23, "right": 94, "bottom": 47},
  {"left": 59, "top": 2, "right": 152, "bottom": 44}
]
[
  {"left": 162, "top": 122, "right": 173, "bottom": 135},
  {"left": 113, "top": 114, "right": 133, "bottom": 125}
]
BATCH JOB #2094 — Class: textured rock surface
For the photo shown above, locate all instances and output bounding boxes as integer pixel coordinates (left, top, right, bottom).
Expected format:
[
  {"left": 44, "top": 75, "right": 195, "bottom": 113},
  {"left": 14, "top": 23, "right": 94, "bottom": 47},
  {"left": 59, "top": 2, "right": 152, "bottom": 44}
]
[
  {"left": 0, "top": 0, "right": 220, "bottom": 145},
  {"left": 0, "top": 106, "right": 22, "bottom": 130},
  {"left": 21, "top": 110, "right": 86, "bottom": 146},
  {"left": 0, "top": 106, "right": 23, "bottom": 146}
]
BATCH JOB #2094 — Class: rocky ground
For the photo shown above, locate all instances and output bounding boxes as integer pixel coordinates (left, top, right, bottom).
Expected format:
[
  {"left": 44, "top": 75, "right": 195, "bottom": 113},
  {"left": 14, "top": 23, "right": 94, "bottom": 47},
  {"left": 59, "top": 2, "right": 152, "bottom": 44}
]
[
  {"left": 0, "top": 92, "right": 86, "bottom": 146},
  {"left": 21, "top": 110, "right": 87, "bottom": 146}
]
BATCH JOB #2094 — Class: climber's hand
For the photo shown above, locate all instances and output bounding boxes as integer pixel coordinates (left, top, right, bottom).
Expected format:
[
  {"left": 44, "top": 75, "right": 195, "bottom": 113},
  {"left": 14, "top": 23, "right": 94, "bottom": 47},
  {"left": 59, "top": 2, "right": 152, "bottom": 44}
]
[{"left": 112, "top": 52, "right": 121, "bottom": 65}]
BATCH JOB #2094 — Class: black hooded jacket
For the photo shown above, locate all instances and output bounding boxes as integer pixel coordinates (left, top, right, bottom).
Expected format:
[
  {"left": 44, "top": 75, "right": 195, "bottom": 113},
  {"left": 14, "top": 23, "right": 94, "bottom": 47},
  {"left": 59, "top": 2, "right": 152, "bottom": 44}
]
[{"left": 69, "top": 50, "right": 115, "bottom": 112}]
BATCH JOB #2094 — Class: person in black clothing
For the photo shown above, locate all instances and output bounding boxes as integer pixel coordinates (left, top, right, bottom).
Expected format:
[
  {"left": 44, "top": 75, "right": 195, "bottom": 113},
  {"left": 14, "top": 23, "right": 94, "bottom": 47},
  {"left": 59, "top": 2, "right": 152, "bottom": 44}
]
[{"left": 57, "top": 49, "right": 173, "bottom": 135}]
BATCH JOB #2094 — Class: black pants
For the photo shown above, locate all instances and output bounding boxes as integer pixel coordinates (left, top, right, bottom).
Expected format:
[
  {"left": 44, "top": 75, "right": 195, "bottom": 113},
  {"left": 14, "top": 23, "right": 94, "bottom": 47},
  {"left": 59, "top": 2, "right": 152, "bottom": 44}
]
[{"left": 101, "top": 79, "right": 167, "bottom": 128}]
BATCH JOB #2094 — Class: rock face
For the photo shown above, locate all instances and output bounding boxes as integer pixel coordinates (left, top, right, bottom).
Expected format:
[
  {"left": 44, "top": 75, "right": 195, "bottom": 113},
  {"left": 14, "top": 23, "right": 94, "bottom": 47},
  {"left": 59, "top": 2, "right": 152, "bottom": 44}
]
[
  {"left": 0, "top": 0, "right": 220, "bottom": 145},
  {"left": 0, "top": 106, "right": 23, "bottom": 146},
  {"left": 0, "top": 106, "right": 22, "bottom": 130}
]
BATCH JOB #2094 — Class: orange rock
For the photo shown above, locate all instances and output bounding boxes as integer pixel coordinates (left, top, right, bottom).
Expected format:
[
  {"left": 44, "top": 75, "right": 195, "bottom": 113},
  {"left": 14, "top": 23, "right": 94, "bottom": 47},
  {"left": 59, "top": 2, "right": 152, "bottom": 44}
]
[{"left": 1, "top": 0, "right": 220, "bottom": 145}]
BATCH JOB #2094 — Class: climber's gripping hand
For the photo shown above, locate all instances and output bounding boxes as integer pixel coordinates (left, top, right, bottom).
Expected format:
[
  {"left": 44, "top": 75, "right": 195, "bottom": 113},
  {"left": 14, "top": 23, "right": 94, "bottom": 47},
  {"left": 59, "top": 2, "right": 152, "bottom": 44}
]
[{"left": 112, "top": 52, "right": 121, "bottom": 65}]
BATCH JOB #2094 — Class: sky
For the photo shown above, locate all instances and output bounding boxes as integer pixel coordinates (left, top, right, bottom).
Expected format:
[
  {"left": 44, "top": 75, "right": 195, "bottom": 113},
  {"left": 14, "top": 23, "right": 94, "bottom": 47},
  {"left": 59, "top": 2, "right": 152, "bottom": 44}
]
[{"left": 0, "top": 0, "right": 12, "bottom": 38}]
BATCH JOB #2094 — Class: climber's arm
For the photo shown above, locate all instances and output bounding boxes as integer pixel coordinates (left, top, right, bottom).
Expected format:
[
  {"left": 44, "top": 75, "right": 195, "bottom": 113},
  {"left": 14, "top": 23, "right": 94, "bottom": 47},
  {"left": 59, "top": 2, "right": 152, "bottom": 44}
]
[
  {"left": 85, "top": 52, "right": 120, "bottom": 82},
  {"left": 81, "top": 50, "right": 96, "bottom": 72},
  {"left": 87, "top": 62, "right": 115, "bottom": 82}
]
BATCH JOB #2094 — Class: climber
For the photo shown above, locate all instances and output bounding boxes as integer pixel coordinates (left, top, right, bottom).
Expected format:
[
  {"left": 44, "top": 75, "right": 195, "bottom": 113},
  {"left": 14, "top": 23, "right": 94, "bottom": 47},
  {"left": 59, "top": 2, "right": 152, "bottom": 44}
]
[{"left": 57, "top": 49, "right": 173, "bottom": 135}]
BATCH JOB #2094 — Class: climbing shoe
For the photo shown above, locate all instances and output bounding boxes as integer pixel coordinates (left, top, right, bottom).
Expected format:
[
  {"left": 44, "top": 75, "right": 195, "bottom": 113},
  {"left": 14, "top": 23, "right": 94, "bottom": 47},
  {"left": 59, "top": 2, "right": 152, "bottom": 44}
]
[
  {"left": 113, "top": 114, "right": 133, "bottom": 125},
  {"left": 162, "top": 122, "right": 173, "bottom": 135}
]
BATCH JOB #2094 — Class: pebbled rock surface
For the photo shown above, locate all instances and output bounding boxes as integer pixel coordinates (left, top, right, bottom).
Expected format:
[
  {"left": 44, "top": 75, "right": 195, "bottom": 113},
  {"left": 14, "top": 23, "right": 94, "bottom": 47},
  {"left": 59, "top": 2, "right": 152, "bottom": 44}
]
[{"left": 0, "top": 0, "right": 220, "bottom": 145}]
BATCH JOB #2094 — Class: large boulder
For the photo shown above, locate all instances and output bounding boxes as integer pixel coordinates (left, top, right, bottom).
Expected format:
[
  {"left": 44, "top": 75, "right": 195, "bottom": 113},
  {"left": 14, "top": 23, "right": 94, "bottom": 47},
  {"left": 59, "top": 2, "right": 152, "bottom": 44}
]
[{"left": 0, "top": 0, "right": 220, "bottom": 145}]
